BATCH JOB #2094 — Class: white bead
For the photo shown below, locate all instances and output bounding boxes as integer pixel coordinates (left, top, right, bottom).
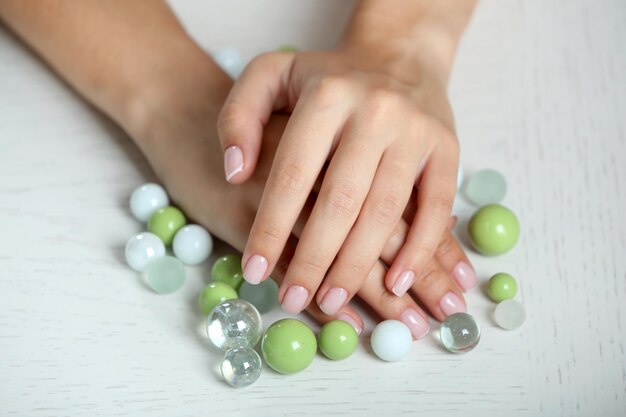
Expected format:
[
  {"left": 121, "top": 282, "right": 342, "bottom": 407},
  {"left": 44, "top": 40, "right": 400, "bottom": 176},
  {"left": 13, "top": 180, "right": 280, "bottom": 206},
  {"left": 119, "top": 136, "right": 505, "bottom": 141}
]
[
  {"left": 370, "top": 320, "right": 412, "bottom": 362},
  {"left": 172, "top": 225, "right": 213, "bottom": 265},
  {"left": 125, "top": 232, "right": 166, "bottom": 272},
  {"left": 212, "top": 47, "right": 244, "bottom": 79},
  {"left": 129, "top": 183, "right": 169, "bottom": 222},
  {"left": 494, "top": 299, "right": 526, "bottom": 330},
  {"left": 457, "top": 165, "right": 464, "bottom": 192}
]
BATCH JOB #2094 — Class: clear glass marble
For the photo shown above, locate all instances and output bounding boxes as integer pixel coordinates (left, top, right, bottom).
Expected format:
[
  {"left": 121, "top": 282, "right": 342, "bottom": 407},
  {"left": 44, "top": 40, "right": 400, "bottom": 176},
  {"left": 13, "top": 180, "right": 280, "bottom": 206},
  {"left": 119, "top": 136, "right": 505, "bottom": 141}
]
[
  {"left": 440, "top": 312, "right": 481, "bottom": 353},
  {"left": 464, "top": 169, "right": 507, "bottom": 205},
  {"left": 494, "top": 299, "right": 526, "bottom": 330},
  {"left": 221, "top": 347, "right": 262, "bottom": 388},
  {"left": 238, "top": 279, "right": 279, "bottom": 314},
  {"left": 206, "top": 299, "right": 263, "bottom": 350}
]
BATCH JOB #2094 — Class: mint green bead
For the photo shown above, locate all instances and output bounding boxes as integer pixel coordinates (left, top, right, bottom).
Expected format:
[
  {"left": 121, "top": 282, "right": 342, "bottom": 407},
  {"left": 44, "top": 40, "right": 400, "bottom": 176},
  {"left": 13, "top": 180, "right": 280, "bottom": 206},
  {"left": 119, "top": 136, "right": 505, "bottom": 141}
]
[
  {"left": 211, "top": 254, "right": 244, "bottom": 290},
  {"left": 144, "top": 256, "right": 186, "bottom": 294},
  {"left": 261, "top": 319, "right": 317, "bottom": 374},
  {"left": 318, "top": 320, "right": 358, "bottom": 360},
  {"left": 487, "top": 273, "right": 518, "bottom": 302},
  {"left": 147, "top": 206, "right": 186, "bottom": 245},
  {"left": 468, "top": 204, "right": 520, "bottom": 256},
  {"left": 198, "top": 282, "right": 238, "bottom": 315}
]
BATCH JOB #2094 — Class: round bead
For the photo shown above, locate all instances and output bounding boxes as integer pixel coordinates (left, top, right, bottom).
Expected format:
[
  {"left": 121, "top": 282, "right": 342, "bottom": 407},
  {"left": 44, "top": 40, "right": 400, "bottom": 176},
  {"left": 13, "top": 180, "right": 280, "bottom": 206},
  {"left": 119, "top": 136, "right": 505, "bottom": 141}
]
[
  {"left": 468, "top": 204, "right": 520, "bottom": 256},
  {"left": 143, "top": 256, "right": 186, "bottom": 294},
  {"left": 147, "top": 206, "right": 186, "bottom": 246},
  {"left": 318, "top": 320, "right": 358, "bottom": 360},
  {"left": 440, "top": 312, "right": 481, "bottom": 353},
  {"left": 276, "top": 44, "right": 299, "bottom": 52},
  {"left": 221, "top": 347, "right": 262, "bottom": 388},
  {"left": 238, "top": 279, "right": 278, "bottom": 314},
  {"left": 457, "top": 165, "right": 464, "bottom": 192},
  {"left": 261, "top": 319, "right": 317, "bottom": 374},
  {"left": 212, "top": 47, "right": 243, "bottom": 78},
  {"left": 198, "top": 282, "right": 238, "bottom": 315},
  {"left": 125, "top": 232, "right": 166, "bottom": 272},
  {"left": 172, "top": 224, "right": 213, "bottom": 265},
  {"left": 129, "top": 183, "right": 169, "bottom": 222},
  {"left": 487, "top": 272, "right": 518, "bottom": 302},
  {"left": 206, "top": 299, "right": 263, "bottom": 350},
  {"left": 211, "top": 254, "right": 244, "bottom": 290},
  {"left": 370, "top": 320, "right": 412, "bottom": 362},
  {"left": 464, "top": 169, "right": 507, "bottom": 205},
  {"left": 494, "top": 299, "right": 526, "bottom": 330}
]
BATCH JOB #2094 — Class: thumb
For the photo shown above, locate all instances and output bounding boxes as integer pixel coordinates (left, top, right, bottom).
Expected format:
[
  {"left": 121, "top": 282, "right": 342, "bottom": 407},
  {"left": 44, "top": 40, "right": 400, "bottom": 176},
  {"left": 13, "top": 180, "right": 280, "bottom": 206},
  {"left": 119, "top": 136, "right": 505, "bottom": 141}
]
[{"left": 217, "top": 52, "right": 295, "bottom": 183}]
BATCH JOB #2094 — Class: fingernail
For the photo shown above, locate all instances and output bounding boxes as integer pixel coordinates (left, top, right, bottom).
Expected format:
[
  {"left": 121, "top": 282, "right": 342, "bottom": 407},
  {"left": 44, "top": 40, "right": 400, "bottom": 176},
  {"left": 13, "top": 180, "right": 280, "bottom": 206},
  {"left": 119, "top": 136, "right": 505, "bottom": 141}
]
[
  {"left": 243, "top": 255, "right": 268, "bottom": 284},
  {"left": 224, "top": 145, "right": 243, "bottom": 182},
  {"left": 400, "top": 308, "right": 430, "bottom": 340},
  {"left": 453, "top": 261, "right": 477, "bottom": 291},
  {"left": 319, "top": 287, "right": 348, "bottom": 316},
  {"left": 338, "top": 313, "right": 362, "bottom": 335},
  {"left": 281, "top": 285, "right": 309, "bottom": 314},
  {"left": 392, "top": 270, "right": 415, "bottom": 297},
  {"left": 440, "top": 292, "right": 466, "bottom": 316}
]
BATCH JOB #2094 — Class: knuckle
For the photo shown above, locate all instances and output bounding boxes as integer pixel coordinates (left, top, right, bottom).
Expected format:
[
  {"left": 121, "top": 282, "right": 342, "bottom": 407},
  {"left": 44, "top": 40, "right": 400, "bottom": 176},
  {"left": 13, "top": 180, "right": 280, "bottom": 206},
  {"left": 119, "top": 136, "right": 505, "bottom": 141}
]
[
  {"left": 217, "top": 102, "right": 246, "bottom": 136},
  {"left": 296, "top": 252, "right": 328, "bottom": 276},
  {"left": 322, "top": 181, "right": 359, "bottom": 221},
  {"left": 309, "top": 74, "right": 350, "bottom": 108},
  {"left": 372, "top": 190, "right": 403, "bottom": 226},
  {"left": 436, "top": 232, "right": 457, "bottom": 259},
  {"left": 386, "top": 225, "right": 407, "bottom": 252},
  {"left": 428, "top": 195, "right": 454, "bottom": 216},
  {"left": 275, "top": 162, "right": 307, "bottom": 194},
  {"left": 413, "top": 262, "right": 440, "bottom": 288},
  {"left": 255, "top": 223, "right": 283, "bottom": 245},
  {"left": 362, "top": 87, "right": 399, "bottom": 122}
]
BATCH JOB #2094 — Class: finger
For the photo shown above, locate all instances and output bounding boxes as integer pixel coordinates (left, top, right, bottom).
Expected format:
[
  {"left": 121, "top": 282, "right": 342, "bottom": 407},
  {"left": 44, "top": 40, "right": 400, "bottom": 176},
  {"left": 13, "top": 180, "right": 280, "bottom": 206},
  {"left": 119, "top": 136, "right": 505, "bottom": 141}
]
[
  {"left": 279, "top": 127, "right": 384, "bottom": 314},
  {"left": 217, "top": 52, "right": 295, "bottom": 183},
  {"left": 385, "top": 144, "right": 458, "bottom": 299},
  {"left": 241, "top": 96, "right": 349, "bottom": 287},
  {"left": 434, "top": 220, "right": 477, "bottom": 292},
  {"left": 315, "top": 144, "right": 414, "bottom": 315}
]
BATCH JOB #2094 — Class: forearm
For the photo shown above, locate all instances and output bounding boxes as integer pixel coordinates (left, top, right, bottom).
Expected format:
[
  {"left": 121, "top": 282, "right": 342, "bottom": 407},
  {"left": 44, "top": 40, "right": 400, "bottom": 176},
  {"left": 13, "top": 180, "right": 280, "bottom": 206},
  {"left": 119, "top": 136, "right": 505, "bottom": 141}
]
[
  {"left": 340, "top": 0, "right": 477, "bottom": 83},
  {"left": 0, "top": 0, "right": 230, "bottom": 141}
]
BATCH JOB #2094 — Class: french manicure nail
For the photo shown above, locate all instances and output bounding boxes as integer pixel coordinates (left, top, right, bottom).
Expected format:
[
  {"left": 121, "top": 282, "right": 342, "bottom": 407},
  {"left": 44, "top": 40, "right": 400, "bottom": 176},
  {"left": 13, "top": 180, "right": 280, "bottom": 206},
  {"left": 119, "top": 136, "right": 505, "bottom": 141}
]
[
  {"left": 440, "top": 291, "right": 466, "bottom": 316},
  {"left": 281, "top": 285, "right": 309, "bottom": 314},
  {"left": 319, "top": 287, "right": 348, "bottom": 316},
  {"left": 338, "top": 313, "right": 362, "bottom": 335},
  {"left": 453, "top": 261, "right": 477, "bottom": 291},
  {"left": 392, "top": 270, "right": 415, "bottom": 297},
  {"left": 224, "top": 145, "right": 243, "bottom": 181},
  {"left": 243, "top": 255, "right": 268, "bottom": 284},
  {"left": 400, "top": 308, "right": 430, "bottom": 340}
]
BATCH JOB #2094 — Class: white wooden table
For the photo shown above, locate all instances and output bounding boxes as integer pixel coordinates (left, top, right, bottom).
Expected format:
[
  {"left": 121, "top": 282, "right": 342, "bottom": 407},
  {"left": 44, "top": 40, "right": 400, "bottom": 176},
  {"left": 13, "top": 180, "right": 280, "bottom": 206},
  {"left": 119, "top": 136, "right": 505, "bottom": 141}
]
[{"left": 1, "top": 1, "right": 625, "bottom": 415}]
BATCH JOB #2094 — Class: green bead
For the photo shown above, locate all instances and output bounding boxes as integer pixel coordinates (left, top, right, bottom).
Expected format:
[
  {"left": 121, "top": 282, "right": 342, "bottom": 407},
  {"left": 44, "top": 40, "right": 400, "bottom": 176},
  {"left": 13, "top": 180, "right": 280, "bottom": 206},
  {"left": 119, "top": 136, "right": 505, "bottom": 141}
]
[
  {"left": 468, "top": 204, "right": 520, "bottom": 255},
  {"left": 198, "top": 282, "right": 238, "bottom": 315},
  {"left": 487, "top": 273, "right": 518, "bottom": 302},
  {"left": 147, "top": 206, "right": 186, "bottom": 245},
  {"left": 261, "top": 319, "right": 317, "bottom": 374},
  {"left": 318, "top": 320, "right": 358, "bottom": 360},
  {"left": 276, "top": 44, "right": 299, "bottom": 52},
  {"left": 211, "top": 254, "right": 244, "bottom": 290},
  {"left": 144, "top": 256, "right": 186, "bottom": 294}
]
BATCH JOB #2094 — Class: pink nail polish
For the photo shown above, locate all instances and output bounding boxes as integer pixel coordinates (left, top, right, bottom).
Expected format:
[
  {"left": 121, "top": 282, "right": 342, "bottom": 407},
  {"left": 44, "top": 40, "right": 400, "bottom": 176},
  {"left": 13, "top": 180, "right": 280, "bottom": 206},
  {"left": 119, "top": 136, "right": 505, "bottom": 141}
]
[
  {"left": 400, "top": 308, "right": 430, "bottom": 340},
  {"left": 440, "top": 292, "right": 466, "bottom": 317},
  {"left": 281, "top": 285, "right": 309, "bottom": 314},
  {"left": 392, "top": 270, "right": 415, "bottom": 297},
  {"left": 224, "top": 145, "right": 243, "bottom": 181},
  {"left": 338, "top": 313, "right": 362, "bottom": 335},
  {"left": 453, "top": 261, "right": 477, "bottom": 291},
  {"left": 319, "top": 287, "right": 348, "bottom": 316},
  {"left": 243, "top": 255, "right": 268, "bottom": 284}
]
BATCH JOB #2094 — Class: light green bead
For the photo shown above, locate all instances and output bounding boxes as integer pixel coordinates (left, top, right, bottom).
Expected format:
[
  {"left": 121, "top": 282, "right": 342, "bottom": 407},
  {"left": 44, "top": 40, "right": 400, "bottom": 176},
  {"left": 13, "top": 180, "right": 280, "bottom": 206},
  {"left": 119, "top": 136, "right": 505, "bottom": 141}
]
[
  {"left": 144, "top": 256, "right": 186, "bottom": 294},
  {"left": 318, "top": 320, "right": 358, "bottom": 360},
  {"left": 198, "top": 282, "right": 238, "bottom": 315},
  {"left": 261, "top": 319, "right": 317, "bottom": 374},
  {"left": 464, "top": 169, "right": 507, "bottom": 206},
  {"left": 211, "top": 254, "right": 244, "bottom": 290},
  {"left": 276, "top": 44, "right": 299, "bottom": 52},
  {"left": 238, "top": 279, "right": 278, "bottom": 314},
  {"left": 487, "top": 273, "right": 518, "bottom": 302},
  {"left": 468, "top": 204, "right": 520, "bottom": 256},
  {"left": 147, "top": 206, "right": 186, "bottom": 245}
]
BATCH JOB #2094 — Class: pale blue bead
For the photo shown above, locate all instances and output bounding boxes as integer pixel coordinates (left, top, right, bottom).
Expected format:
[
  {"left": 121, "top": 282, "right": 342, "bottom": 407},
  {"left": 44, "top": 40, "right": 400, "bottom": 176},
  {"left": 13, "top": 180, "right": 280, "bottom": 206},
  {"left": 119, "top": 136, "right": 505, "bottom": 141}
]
[
  {"left": 143, "top": 256, "right": 186, "bottom": 294},
  {"left": 457, "top": 165, "right": 464, "bottom": 192},
  {"left": 440, "top": 312, "right": 480, "bottom": 353},
  {"left": 464, "top": 169, "right": 507, "bottom": 205},
  {"left": 221, "top": 347, "right": 262, "bottom": 388},
  {"left": 212, "top": 47, "right": 244, "bottom": 79},
  {"left": 238, "top": 279, "right": 278, "bottom": 314},
  {"left": 207, "top": 299, "right": 262, "bottom": 350}
]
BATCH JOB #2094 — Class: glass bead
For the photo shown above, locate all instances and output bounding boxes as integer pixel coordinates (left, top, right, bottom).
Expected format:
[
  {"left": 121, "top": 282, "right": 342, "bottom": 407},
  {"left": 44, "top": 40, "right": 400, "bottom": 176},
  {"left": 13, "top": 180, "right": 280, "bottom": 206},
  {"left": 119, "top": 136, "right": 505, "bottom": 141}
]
[
  {"left": 370, "top": 320, "right": 412, "bottom": 362},
  {"left": 221, "top": 347, "right": 262, "bottom": 388},
  {"left": 147, "top": 206, "right": 186, "bottom": 246},
  {"left": 144, "top": 256, "right": 186, "bottom": 294},
  {"left": 494, "top": 299, "right": 526, "bottom": 330},
  {"left": 464, "top": 169, "right": 507, "bottom": 205},
  {"left": 238, "top": 279, "right": 278, "bottom": 314},
  {"left": 440, "top": 312, "right": 481, "bottom": 353},
  {"left": 207, "top": 299, "right": 262, "bottom": 350},
  {"left": 261, "top": 319, "right": 317, "bottom": 374},
  {"left": 198, "top": 282, "right": 238, "bottom": 315},
  {"left": 129, "top": 183, "right": 169, "bottom": 222},
  {"left": 487, "top": 272, "right": 518, "bottom": 302},
  {"left": 212, "top": 47, "right": 244, "bottom": 78},
  {"left": 468, "top": 204, "right": 520, "bottom": 255},
  {"left": 211, "top": 254, "right": 244, "bottom": 290},
  {"left": 125, "top": 232, "right": 165, "bottom": 272},
  {"left": 172, "top": 224, "right": 213, "bottom": 265},
  {"left": 318, "top": 320, "right": 358, "bottom": 360}
]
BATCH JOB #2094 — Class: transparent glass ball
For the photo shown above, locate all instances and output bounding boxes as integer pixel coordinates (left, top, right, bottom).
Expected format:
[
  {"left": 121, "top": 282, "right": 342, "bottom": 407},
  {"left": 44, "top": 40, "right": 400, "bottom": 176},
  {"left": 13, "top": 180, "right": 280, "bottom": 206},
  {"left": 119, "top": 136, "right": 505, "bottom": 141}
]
[
  {"left": 440, "top": 312, "right": 481, "bottom": 353},
  {"left": 221, "top": 347, "right": 262, "bottom": 388},
  {"left": 206, "top": 299, "right": 263, "bottom": 350}
]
